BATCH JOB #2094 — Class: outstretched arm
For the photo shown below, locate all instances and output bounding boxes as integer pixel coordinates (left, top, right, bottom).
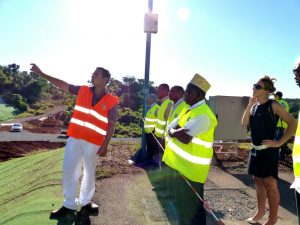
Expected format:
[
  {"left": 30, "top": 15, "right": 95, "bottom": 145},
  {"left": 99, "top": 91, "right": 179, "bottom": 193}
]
[{"left": 30, "top": 63, "right": 70, "bottom": 92}]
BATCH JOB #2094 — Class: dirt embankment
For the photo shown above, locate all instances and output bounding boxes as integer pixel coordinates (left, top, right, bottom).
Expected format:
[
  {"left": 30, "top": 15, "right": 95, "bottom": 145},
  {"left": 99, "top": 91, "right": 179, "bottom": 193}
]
[{"left": 0, "top": 141, "right": 66, "bottom": 162}]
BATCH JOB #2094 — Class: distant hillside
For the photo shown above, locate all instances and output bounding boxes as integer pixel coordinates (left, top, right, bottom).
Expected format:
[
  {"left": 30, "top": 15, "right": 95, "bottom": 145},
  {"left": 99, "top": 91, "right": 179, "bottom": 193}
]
[
  {"left": 1, "top": 64, "right": 160, "bottom": 137},
  {"left": 286, "top": 98, "right": 300, "bottom": 118},
  {"left": 0, "top": 97, "right": 18, "bottom": 121}
]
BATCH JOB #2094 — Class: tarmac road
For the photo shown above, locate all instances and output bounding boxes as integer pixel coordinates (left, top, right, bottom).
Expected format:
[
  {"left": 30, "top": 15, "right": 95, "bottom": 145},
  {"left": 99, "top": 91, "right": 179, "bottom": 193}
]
[
  {"left": 0, "top": 130, "right": 67, "bottom": 142},
  {"left": 0, "top": 131, "right": 140, "bottom": 143}
]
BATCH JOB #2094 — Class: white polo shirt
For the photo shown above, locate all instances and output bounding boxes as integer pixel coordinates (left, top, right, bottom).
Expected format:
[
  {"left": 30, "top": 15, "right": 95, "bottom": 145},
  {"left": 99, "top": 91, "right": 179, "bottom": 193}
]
[{"left": 167, "top": 99, "right": 212, "bottom": 137}]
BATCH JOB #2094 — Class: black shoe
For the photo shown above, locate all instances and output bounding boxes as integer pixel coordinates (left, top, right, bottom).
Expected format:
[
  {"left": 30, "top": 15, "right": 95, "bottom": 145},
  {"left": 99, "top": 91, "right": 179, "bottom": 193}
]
[
  {"left": 50, "top": 206, "right": 76, "bottom": 218},
  {"left": 79, "top": 202, "right": 99, "bottom": 216}
]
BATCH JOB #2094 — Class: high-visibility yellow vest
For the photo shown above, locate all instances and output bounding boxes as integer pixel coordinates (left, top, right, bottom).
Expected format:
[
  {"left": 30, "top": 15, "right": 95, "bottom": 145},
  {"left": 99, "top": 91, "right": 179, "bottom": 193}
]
[
  {"left": 165, "top": 100, "right": 189, "bottom": 143},
  {"left": 163, "top": 103, "right": 218, "bottom": 183},
  {"left": 144, "top": 103, "right": 159, "bottom": 133},
  {"left": 293, "top": 113, "right": 300, "bottom": 178},
  {"left": 155, "top": 98, "right": 172, "bottom": 138},
  {"left": 277, "top": 99, "right": 289, "bottom": 128}
]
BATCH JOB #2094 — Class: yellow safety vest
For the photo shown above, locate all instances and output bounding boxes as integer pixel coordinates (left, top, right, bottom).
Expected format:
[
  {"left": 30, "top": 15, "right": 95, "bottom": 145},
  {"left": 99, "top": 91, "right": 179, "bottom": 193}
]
[
  {"left": 165, "top": 100, "right": 189, "bottom": 143},
  {"left": 144, "top": 103, "right": 160, "bottom": 133},
  {"left": 277, "top": 99, "right": 289, "bottom": 129},
  {"left": 155, "top": 98, "right": 172, "bottom": 138},
  {"left": 293, "top": 112, "right": 300, "bottom": 178},
  {"left": 163, "top": 103, "right": 218, "bottom": 183}
]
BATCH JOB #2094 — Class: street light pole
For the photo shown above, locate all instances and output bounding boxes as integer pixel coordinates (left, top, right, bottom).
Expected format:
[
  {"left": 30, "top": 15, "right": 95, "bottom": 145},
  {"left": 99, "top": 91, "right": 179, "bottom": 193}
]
[
  {"left": 131, "top": 0, "right": 156, "bottom": 163},
  {"left": 140, "top": 0, "right": 153, "bottom": 160}
]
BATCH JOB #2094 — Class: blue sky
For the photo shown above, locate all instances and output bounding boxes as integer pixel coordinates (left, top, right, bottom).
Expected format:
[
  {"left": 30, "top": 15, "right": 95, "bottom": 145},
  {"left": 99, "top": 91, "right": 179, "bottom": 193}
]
[{"left": 1, "top": 0, "right": 300, "bottom": 98}]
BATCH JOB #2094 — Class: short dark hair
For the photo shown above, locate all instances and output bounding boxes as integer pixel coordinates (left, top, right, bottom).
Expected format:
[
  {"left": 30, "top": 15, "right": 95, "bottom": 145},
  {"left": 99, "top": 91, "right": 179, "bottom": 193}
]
[
  {"left": 159, "top": 83, "right": 170, "bottom": 92},
  {"left": 275, "top": 91, "right": 283, "bottom": 98},
  {"left": 97, "top": 67, "right": 111, "bottom": 84},
  {"left": 172, "top": 85, "right": 184, "bottom": 95}
]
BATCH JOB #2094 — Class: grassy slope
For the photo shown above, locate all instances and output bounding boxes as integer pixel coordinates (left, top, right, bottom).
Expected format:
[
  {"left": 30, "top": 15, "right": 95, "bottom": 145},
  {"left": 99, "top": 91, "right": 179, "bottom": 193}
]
[
  {"left": 0, "top": 104, "right": 17, "bottom": 121},
  {"left": 0, "top": 148, "right": 64, "bottom": 225}
]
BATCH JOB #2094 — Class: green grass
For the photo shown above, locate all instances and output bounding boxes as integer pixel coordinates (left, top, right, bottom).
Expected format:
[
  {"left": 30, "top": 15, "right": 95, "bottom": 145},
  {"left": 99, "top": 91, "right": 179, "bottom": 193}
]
[
  {"left": 0, "top": 148, "right": 65, "bottom": 225},
  {"left": 0, "top": 104, "right": 18, "bottom": 121},
  {"left": 0, "top": 142, "right": 130, "bottom": 225}
]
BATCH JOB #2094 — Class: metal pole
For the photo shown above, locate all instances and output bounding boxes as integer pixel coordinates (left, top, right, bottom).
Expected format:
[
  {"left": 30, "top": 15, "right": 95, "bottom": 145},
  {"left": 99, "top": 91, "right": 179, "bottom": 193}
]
[
  {"left": 132, "top": 0, "right": 153, "bottom": 163},
  {"left": 140, "top": 0, "right": 153, "bottom": 159}
]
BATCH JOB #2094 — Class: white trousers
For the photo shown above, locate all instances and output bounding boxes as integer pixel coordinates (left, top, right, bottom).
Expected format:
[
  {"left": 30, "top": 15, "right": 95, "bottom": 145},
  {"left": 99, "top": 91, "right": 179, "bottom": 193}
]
[{"left": 62, "top": 137, "right": 99, "bottom": 210}]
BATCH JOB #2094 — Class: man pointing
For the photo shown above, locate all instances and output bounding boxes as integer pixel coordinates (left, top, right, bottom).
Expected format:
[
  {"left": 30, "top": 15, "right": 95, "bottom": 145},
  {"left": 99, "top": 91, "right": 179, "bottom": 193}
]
[{"left": 30, "top": 64, "right": 119, "bottom": 218}]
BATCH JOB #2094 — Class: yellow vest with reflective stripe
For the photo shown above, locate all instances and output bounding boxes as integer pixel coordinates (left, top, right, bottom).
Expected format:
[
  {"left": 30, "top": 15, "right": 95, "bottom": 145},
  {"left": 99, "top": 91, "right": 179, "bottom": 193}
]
[
  {"left": 293, "top": 112, "right": 300, "bottom": 177},
  {"left": 163, "top": 103, "right": 218, "bottom": 183},
  {"left": 277, "top": 99, "right": 289, "bottom": 128},
  {"left": 144, "top": 103, "right": 159, "bottom": 133},
  {"left": 165, "top": 100, "right": 189, "bottom": 143},
  {"left": 155, "top": 98, "right": 172, "bottom": 138}
]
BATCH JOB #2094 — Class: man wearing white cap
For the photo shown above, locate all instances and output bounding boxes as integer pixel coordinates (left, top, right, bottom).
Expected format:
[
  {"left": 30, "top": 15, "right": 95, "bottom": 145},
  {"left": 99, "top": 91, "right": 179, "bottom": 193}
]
[
  {"left": 163, "top": 74, "right": 218, "bottom": 225},
  {"left": 291, "top": 56, "right": 300, "bottom": 224}
]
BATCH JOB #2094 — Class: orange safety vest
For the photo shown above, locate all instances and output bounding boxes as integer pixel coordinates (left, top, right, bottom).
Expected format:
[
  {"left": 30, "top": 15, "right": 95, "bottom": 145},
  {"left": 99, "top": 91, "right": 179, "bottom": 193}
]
[{"left": 67, "top": 86, "right": 119, "bottom": 146}]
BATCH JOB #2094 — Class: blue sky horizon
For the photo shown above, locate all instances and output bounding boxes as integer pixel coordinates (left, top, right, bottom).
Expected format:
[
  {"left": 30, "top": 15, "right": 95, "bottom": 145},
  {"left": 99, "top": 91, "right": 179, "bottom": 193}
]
[{"left": 1, "top": 0, "right": 300, "bottom": 98}]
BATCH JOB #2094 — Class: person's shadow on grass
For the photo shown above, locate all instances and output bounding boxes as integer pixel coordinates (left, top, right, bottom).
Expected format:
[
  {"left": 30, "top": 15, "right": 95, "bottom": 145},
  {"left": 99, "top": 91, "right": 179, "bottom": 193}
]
[{"left": 51, "top": 212, "right": 92, "bottom": 225}]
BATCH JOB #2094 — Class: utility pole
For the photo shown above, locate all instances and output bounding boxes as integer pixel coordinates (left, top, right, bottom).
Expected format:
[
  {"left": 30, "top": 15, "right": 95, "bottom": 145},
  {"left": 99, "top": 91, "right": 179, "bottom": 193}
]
[{"left": 131, "top": 0, "right": 158, "bottom": 163}]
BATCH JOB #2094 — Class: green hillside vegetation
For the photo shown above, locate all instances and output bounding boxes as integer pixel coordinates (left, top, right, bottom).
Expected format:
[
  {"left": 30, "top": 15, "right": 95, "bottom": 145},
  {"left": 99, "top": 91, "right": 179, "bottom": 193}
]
[
  {"left": 0, "top": 64, "right": 157, "bottom": 137},
  {"left": 2, "top": 63, "right": 299, "bottom": 136},
  {"left": 286, "top": 98, "right": 300, "bottom": 118},
  {"left": 0, "top": 103, "right": 18, "bottom": 121},
  {"left": 0, "top": 64, "right": 66, "bottom": 121}
]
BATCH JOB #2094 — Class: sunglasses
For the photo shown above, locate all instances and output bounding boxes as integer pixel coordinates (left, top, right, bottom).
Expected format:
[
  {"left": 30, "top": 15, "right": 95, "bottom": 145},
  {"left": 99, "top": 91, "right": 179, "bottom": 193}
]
[
  {"left": 253, "top": 84, "right": 265, "bottom": 90},
  {"left": 294, "top": 69, "right": 300, "bottom": 75}
]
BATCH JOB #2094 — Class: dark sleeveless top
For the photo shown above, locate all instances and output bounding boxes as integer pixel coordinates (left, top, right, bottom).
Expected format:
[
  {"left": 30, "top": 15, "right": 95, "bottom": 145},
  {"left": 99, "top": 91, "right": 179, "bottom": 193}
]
[
  {"left": 248, "top": 100, "right": 279, "bottom": 178},
  {"left": 249, "top": 100, "right": 277, "bottom": 145}
]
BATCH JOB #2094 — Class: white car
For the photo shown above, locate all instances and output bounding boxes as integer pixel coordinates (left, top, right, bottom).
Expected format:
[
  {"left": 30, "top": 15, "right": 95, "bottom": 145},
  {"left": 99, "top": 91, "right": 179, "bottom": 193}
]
[{"left": 10, "top": 123, "right": 23, "bottom": 132}]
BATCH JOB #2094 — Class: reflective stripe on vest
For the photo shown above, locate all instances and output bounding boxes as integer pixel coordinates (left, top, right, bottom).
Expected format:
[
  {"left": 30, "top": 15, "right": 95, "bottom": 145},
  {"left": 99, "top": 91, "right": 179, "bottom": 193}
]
[
  {"left": 167, "top": 141, "right": 212, "bottom": 165},
  {"left": 293, "top": 115, "right": 300, "bottom": 177},
  {"left": 164, "top": 101, "right": 188, "bottom": 143},
  {"left": 144, "top": 104, "right": 159, "bottom": 133},
  {"left": 155, "top": 98, "right": 172, "bottom": 138},
  {"left": 70, "top": 118, "right": 107, "bottom": 135},
  {"left": 163, "top": 103, "right": 218, "bottom": 183},
  {"left": 145, "top": 118, "right": 158, "bottom": 122},
  {"left": 67, "top": 86, "right": 118, "bottom": 146},
  {"left": 74, "top": 105, "right": 108, "bottom": 123},
  {"left": 168, "top": 100, "right": 188, "bottom": 126}
]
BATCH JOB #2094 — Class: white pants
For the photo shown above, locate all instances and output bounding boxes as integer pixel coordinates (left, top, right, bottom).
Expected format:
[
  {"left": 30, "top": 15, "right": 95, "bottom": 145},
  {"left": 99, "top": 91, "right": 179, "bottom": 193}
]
[{"left": 62, "top": 137, "right": 99, "bottom": 210}]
